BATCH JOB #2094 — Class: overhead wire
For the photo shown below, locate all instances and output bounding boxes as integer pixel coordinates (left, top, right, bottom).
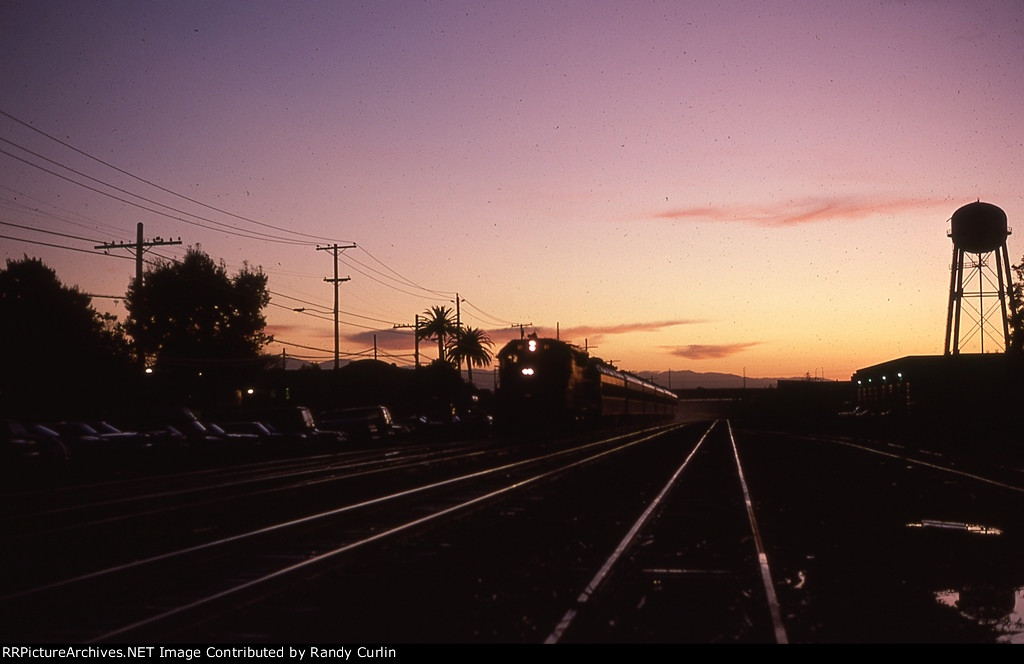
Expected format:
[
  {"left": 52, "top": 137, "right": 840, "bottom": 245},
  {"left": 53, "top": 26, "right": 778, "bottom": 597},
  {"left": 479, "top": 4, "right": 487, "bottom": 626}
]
[
  {"left": 0, "top": 186, "right": 127, "bottom": 238},
  {"left": 1, "top": 111, "right": 523, "bottom": 346},
  {"left": 0, "top": 233, "right": 133, "bottom": 259},
  {"left": 0, "top": 143, "right": 313, "bottom": 245},
  {"left": 0, "top": 108, "right": 343, "bottom": 244},
  {"left": 460, "top": 298, "right": 515, "bottom": 328},
  {"left": 338, "top": 251, "right": 452, "bottom": 301},
  {"left": 1, "top": 147, "right": 460, "bottom": 320},
  {"left": 0, "top": 219, "right": 102, "bottom": 245},
  {"left": 352, "top": 245, "right": 454, "bottom": 298}
]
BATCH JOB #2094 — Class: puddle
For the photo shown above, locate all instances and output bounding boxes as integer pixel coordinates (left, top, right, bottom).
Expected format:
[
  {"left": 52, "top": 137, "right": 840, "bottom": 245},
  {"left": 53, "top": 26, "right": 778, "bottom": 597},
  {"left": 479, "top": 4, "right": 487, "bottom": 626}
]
[{"left": 935, "top": 586, "right": 1024, "bottom": 643}]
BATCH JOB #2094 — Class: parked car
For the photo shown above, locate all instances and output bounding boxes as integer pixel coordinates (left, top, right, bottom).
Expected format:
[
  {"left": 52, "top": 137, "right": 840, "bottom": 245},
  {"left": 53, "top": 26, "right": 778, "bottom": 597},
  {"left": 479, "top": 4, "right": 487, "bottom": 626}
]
[
  {"left": 1, "top": 420, "right": 69, "bottom": 473},
  {"left": 264, "top": 406, "right": 348, "bottom": 447},
  {"left": 319, "top": 405, "right": 402, "bottom": 443},
  {"left": 214, "top": 421, "right": 310, "bottom": 457}
]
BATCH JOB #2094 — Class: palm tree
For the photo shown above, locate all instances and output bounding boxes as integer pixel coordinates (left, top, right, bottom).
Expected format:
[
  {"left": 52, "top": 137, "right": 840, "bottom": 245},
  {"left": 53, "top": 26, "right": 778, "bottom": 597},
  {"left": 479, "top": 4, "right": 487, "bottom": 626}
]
[
  {"left": 418, "top": 305, "right": 457, "bottom": 364},
  {"left": 447, "top": 326, "right": 494, "bottom": 383}
]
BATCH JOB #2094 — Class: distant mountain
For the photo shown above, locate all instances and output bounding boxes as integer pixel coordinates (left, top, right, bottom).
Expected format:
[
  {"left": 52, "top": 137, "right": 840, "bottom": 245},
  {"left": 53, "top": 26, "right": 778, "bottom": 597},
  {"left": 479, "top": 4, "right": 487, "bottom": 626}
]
[{"left": 644, "top": 370, "right": 776, "bottom": 390}]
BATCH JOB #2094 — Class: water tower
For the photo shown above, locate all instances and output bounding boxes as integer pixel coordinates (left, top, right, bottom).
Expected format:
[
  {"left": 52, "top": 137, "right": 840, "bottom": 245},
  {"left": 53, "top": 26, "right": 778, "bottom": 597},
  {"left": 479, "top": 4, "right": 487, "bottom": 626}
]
[{"left": 944, "top": 201, "right": 1015, "bottom": 355}]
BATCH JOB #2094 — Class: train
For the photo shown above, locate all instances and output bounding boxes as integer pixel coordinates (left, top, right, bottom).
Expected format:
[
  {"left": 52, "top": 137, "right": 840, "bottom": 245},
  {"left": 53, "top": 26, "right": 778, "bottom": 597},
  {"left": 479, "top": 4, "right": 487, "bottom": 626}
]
[{"left": 495, "top": 336, "right": 678, "bottom": 430}]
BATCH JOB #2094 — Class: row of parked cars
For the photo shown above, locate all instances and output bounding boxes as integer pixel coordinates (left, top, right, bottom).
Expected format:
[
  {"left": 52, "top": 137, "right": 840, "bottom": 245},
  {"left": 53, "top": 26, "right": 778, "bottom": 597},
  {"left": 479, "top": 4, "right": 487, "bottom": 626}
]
[
  {"left": 0, "top": 404, "right": 415, "bottom": 481},
  {"left": 1, "top": 400, "right": 500, "bottom": 483}
]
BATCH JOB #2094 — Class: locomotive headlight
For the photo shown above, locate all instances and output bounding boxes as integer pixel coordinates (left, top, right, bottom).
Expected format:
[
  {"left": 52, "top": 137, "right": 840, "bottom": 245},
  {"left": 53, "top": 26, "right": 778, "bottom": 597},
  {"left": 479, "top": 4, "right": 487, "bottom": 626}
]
[
  {"left": 527, "top": 340, "right": 537, "bottom": 352},
  {"left": 521, "top": 367, "right": 535, "bottom": 376}
]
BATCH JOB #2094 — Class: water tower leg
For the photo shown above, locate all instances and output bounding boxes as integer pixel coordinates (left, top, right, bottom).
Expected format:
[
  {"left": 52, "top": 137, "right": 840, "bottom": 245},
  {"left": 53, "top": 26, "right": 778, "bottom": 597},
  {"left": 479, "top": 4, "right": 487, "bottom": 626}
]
[
  {"left": 996, "top": 242, "right": 1012, "bottom": 349},
  {"left": 945, "top": 245, "right": 965, "bottom": 355}
]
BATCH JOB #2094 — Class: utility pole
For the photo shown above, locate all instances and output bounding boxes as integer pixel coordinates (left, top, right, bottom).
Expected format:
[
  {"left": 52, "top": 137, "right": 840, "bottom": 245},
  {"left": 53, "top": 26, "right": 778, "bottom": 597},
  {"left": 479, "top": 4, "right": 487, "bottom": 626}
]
[
  {"left": 393, "top": 314, "right": 422, "bottom": 368},
  {"left": 95, "top": 222, "right": 182, "bottom": 366},
  {"left": 316, "top": 243, "right": 356, "bottom": 370},
  {"left": 512, "top": 323, "right": 533, "bottom": 339},
  {"left": 95, "top": 222, "right": 182, "bottom": 288},
  {"left": 451, "top": 293, "right": 464, "bottom": 374}
]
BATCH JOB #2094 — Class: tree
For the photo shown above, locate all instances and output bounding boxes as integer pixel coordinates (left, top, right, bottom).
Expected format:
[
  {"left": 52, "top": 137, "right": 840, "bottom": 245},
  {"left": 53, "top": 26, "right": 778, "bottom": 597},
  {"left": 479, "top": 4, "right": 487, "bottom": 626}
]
[
  {"left": 1009, "top": 255, "right": 1024, "bottom": 354},
  {"left": 417, "top": 305, "right": 457, "bottom": 365},
  {"left": 0, "top": 256, "right": 131, "bottom": 417},
  {"left": 447, "top": 326, "right": 494, "bottom": 383},
  {"left": 123, "top": 248, "right": 271, "bottom": 370}
]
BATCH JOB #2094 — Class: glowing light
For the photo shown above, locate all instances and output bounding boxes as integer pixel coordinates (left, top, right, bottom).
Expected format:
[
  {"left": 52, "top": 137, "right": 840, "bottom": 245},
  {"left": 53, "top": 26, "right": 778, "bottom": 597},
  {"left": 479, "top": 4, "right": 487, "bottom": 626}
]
[
  {"left": 521, "top": 367, "right": 535, "bottom": 376},
  {"left": 528, "top": 340, "right": 537, "bottom": 352}
]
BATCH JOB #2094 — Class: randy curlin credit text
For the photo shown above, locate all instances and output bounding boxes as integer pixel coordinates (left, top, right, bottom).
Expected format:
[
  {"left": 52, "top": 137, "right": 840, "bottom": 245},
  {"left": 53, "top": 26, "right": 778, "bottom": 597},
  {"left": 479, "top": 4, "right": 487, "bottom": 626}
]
[{"left": 2, "top": 647, "right": 398, "bottom": 660}]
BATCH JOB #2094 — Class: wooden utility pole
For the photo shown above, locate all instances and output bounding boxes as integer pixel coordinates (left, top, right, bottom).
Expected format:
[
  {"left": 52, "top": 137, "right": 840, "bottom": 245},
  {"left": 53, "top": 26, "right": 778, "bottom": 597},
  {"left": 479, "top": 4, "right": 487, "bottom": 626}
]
[
  {"left": 513, "top": 323, "right": 533, "bottom": 339},
  {"left": 452, "top": 293, "right": 464, "bottom": 373},
  {"left": 316, "top": 243, "right": 356, "bottom": 370},
  {"left": 95, "top": 222, "right": 182, "bottom": 288},
  {"left": 393, "top": 314, "right": 421, "bottom": 368},
  {"left": 95, "top": 222, "right": 182, "bottom": 366}
]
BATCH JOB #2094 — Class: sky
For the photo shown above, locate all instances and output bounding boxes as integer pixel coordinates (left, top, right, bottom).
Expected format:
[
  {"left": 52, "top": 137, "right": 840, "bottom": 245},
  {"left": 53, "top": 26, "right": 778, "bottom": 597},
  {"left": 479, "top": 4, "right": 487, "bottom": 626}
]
[{"left": 2, "top": 0, "right": 1023, "bottom": 383}]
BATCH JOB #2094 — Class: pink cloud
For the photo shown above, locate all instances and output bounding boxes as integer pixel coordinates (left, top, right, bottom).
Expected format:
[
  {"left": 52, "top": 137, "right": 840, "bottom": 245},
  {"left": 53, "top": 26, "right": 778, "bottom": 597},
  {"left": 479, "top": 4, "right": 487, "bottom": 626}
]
[
  {"left": 549, "top": 320, "right": 702, "bottom": 338},
  {"left": 342, "top": 320, "right": 702, "bottom": 352},
  {"left": 668, "top": 342, "right": 761, "bottom": 360},
  {"left": 652, "top": 196, "right": 949, "bottom": 227}
]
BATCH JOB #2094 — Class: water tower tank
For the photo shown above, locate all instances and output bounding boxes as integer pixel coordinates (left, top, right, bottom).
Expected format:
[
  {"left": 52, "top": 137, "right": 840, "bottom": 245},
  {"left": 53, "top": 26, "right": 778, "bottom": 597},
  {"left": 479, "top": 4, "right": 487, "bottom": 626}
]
[{"left": 949, "top": 201, "right": 1008, "bottom": 253}]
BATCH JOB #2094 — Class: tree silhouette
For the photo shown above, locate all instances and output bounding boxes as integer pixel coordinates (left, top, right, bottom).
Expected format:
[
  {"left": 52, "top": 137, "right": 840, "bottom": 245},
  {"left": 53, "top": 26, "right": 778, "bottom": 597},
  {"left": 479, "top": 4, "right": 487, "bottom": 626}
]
[
  {"left": 417, "top": 305, "right": 457, "bottom": 365},
  {"left": 123, "top": 248, "right": 271, "bottom": 371},
  {"left": 447, "top": 326, "right": 494, "bottom": 383},
  {"left": 1009, "top": 255, "right": 1024, "bottom": 353},
  {"left": 0, "top": 256, "right": 131, "bottom": 417}
]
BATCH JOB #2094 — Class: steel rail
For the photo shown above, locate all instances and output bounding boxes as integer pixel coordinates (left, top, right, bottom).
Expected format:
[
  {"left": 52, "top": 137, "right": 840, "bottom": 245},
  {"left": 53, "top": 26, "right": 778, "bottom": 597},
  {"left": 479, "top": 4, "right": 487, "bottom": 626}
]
[
  {"left": 545, "top": 420, "right": 717, "bottom": 643},
  {"left": 83, "top": 423, "right": 686, "bottom": 643}
]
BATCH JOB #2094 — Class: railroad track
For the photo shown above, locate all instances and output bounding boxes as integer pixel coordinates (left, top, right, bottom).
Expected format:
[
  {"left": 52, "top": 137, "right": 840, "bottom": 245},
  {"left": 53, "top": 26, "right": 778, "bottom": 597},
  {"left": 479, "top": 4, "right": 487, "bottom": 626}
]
[
  {"left": 2, "top": 424, "right": 696, "bottom": 642},
  {"left": 6, "top": 419, "right": 1019, "bottom": 643},
  {"left": 546, "top": 420, "right": 787, "bottom": 644}
]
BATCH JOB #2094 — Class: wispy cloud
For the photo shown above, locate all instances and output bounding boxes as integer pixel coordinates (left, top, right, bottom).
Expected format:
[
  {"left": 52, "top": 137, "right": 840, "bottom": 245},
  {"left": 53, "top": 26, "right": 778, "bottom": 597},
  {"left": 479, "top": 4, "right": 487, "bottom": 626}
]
[
  {"left": 342, "top": 320, "right": 703, "bottom": 350},
  {"left": 343, "top": 328, "right": 415, "bottom": 347},
  {"left": 652, "top": 196, "right": 949, "bottom": 227},
  {"left": 667, "top": 342, "right": 760, "bottom": 360},
  {"left": 547, "top": 320, "right": 702, "bottom": 338}
]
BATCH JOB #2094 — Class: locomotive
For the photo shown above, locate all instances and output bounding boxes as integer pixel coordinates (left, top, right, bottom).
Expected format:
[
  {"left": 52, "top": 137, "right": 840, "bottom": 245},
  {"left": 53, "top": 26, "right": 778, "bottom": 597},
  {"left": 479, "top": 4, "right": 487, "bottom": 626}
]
[{"left": 495, "top": 336, "right": 678, "bottom": 430}]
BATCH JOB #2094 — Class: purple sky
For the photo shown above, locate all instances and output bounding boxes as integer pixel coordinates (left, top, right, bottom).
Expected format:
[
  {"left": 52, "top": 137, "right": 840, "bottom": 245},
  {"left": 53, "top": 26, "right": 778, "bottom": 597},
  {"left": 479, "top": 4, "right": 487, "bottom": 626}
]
[{"left": 3, "top": 1, "right": 1023, "bottom": 380}]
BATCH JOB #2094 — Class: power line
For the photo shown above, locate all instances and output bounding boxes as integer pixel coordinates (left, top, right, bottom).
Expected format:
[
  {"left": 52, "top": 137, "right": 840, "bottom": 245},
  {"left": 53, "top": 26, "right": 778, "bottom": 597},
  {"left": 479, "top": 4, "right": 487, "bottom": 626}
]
[
  {"left": 0, "top": 187, "right": 127, "bottom": 238},
  {"left": 461, "top": 298, "right": 515, "bottom": 327},
  {"left": 0, "top": 219, "right": 101, "bottom": 244},
  {"left": 0, "top": 108, "right": 345, "bottom": 244},
  {"left": 2, "top": 157, "right": 474, "bottom": 329},
  {"left": 0, "top": 113, "right": 527, "bottom": 341},
  {"left": 0, "top": 144, "right": 313, "bottom": 245},
  {"left": 351, "top": 245, "right": 454, "bottom": 298},
  {"left": 1, "top": 147, "right": 478, "bottom": 321},
  {"left": 0, "top": 233, "right": 132, "bottom": 259},
  {"left": 268, "top": 299, "right": 400, "bottom": 327}
]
